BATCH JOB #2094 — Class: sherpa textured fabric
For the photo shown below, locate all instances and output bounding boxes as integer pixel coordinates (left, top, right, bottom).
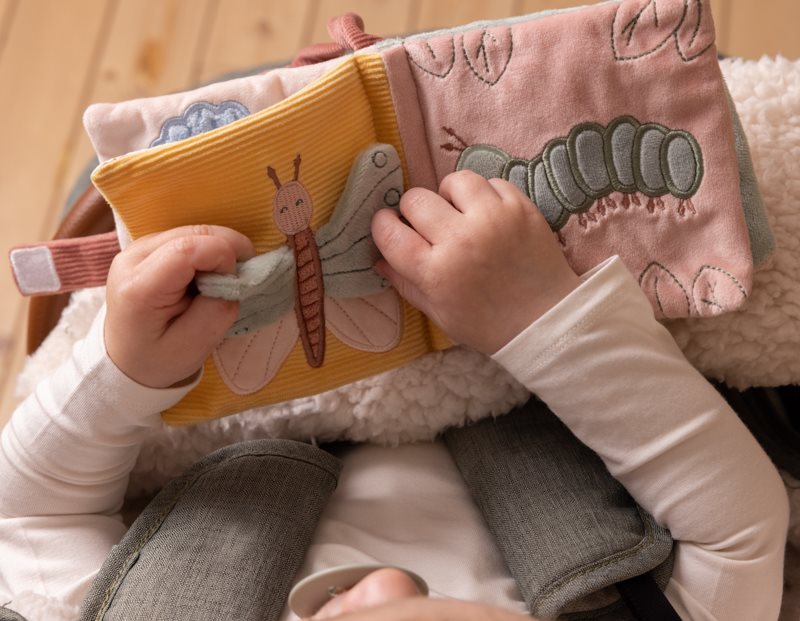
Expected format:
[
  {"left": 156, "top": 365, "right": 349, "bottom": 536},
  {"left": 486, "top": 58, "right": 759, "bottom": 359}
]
[{"left": 13, "top": 56, "right": 800, "bottom": 620}]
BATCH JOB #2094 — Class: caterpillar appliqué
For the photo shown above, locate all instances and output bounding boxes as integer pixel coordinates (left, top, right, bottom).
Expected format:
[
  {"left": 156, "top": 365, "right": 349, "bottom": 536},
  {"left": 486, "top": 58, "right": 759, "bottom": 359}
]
[{"left": 448, "top": 115, "right": 704, "bottom": 231}]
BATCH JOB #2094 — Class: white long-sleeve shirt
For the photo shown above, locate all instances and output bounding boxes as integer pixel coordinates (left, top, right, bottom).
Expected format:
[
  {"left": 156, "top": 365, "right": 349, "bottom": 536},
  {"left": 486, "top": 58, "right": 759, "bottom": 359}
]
[{"left": 0, "top": 257, "right": 789, "bottom": 620}]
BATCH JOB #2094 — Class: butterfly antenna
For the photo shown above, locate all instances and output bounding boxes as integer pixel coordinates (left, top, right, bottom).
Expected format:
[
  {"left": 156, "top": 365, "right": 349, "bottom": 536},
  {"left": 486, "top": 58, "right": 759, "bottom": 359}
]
[
  {"left": 293, "top": 154, "right": 302, "bottom": 181},
  {"left": 266, "top": 166, "right": 282, "bottom": 189}
]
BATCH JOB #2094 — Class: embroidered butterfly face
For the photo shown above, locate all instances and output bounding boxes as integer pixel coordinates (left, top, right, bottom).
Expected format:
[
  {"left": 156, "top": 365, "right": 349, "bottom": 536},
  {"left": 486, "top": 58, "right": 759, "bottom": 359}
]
[
  {"left": 268, "top": 156, "right": 314, "bottom": 235},
  {"left": 198, "top": 144, "right": 406, "bottom": 395}
]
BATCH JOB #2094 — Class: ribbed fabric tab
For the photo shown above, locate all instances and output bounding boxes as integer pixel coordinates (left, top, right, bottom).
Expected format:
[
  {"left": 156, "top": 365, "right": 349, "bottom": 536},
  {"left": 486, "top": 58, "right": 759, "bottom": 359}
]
[{"left": 10, "top": 232, "right": 119, "bottom": 296}]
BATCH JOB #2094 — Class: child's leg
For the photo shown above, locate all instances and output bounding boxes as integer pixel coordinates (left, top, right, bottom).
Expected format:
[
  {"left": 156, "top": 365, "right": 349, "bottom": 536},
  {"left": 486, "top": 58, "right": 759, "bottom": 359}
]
[
  {"left": 79, "top": 439, "right": 341, "bottom": 621},
  {"left": 444, "top": 396, "right": 673, "bottom": 620}
]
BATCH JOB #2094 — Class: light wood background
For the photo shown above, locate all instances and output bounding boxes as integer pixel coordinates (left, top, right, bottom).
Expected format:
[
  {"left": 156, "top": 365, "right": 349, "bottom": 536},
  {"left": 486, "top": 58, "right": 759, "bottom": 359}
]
[{"left": 1, "top": 0, "right": 799, "bottom": 428}]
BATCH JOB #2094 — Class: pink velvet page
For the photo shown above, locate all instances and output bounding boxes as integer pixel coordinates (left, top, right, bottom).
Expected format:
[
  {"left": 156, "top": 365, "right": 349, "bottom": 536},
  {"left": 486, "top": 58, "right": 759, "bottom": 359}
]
[{"left": 382, "top": 0, "right": 751, "bottom": 318}]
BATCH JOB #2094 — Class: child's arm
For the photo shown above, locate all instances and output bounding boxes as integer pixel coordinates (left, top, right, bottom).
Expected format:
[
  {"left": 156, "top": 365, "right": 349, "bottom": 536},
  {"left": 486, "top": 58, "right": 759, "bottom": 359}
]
[
  {"left": 373, "top": 171, "right": 789, "bottom": 621},
  {"left": 0, "top": 225, "right": 253, "bottom": 611}
]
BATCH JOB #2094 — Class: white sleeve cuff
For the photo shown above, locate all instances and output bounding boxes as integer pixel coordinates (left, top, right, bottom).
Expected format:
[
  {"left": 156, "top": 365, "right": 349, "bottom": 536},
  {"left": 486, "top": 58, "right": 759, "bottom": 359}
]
[{"left": 71, "top": 304, "right": 202, "bottom": 425}]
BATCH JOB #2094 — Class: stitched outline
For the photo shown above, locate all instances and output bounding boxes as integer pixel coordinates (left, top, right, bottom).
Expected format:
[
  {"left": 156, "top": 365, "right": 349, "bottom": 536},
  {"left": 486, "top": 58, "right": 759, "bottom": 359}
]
[
  {"left": 320, "top": 233, "right": 372, "bottom": 263},
  {"left": 360, "top": 294, "right": 398, "bottom": 325},
  {"left": 324, "top": 266, "right": 377, "bottom": 278},
  {"left": 233, "top": 318, "right": 288, "bottom": 390},
  {"left": 611, "top": 0, "right": 686, "bottom": 61},
  {"left": 317, "top": 164, "right": 401, "bottom": 252},
  {"left": 676, "top": 0, "right": 714, "bottom": 61},
  {"left": 404, "top": 37, "right": 456, "bottom": 79},
  {"left": 330, "top": 297, "right": 371, "bottom": 344},
  {"left": 691, "top": 264, "right": 748, "bottom": 311},
  {"left": 461, "top": 27, "right": 513, "bottom": 87},
  {"left": 674, "top": 22, "right": 714, "bottom": 62},
  {"left": 638, "top": 261, "right": 692, "bottom": 316},
  {"left": 328, "top": 293, "right": 401, "bottom": 352},
  {"left": 91, "top": 451, "right": 339, "bottom": 620},
  {"left": 688, "top": 0, "right": 701, "bottom": 46},
  {"left": 653, "top": 274, "right": 666, "bottom": 316},
  {"left": 611, "top": 0, "right": 712, "bottom": 64},
  {"left": 532, "top": 506, "right": 668, "bottom": 610}
]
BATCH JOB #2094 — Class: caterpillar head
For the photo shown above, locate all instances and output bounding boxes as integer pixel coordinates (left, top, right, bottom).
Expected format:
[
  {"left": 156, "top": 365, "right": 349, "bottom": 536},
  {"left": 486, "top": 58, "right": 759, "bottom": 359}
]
[{"left": 267, "top": 154, "right": 313, "bottom": 235}]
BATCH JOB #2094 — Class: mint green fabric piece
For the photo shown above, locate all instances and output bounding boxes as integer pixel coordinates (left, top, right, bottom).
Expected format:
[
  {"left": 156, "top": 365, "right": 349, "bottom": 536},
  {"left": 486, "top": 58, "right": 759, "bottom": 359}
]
[
  {"left": 726, "top": 87, "right": 775, "bottom": 267},
  {"left": 318, "top": 143, "right": 403, "bottom": 299}
]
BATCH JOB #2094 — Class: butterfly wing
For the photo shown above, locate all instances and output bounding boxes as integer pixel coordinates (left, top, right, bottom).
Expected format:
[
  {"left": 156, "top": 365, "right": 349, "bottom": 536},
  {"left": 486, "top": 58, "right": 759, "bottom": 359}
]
[
  {"left": 316, "top": 143, "right": 403, "bottom": 300},
  {"left": 197, "top": 245, "right": 296, "bottom": 336},
  {"left": 325, "top": 288, "right": 403, "bottom": 353},
  {"left": 212, "top": 313, "right": 300, "bottom": 395}
]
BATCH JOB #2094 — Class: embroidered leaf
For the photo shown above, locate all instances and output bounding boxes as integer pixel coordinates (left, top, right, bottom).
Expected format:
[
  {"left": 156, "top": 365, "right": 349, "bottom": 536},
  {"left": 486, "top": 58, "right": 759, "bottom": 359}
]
[
  {"left": 461, "top": 27, "right": 513, "bottom": 86},
  {"left": 404, "top": 35, "right": 456, "bottom": 79},
  {"left": 612, "top": 0, "right": 687, "bottom": 61},
  {"left": 638, "top": 262, "right": 691, "bottom": 318},
  {"left": 325, "top": 289, "right": 403, "bottom": 352},
  {"left": 691, "top": 265, "right": 747, "bottom": 317},
  {"left": 675, "top": 0, "right": 715, "bottom": 62}
]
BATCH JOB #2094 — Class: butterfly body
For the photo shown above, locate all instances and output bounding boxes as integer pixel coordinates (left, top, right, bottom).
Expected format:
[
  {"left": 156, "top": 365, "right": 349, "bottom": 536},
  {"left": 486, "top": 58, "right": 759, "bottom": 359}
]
[
  {"left": 287, "top": 226, "right": 325, "bottom": 367},
  {"left": 269, "top": 158, "right": 326, "bottom": 367}
]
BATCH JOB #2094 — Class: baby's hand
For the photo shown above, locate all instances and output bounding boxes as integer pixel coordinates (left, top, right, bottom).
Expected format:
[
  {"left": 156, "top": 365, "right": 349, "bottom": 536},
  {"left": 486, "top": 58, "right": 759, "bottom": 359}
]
[
  {"left": 105, "top": 225, "right": 255, "bottom": 388},
  {"left": 372, "top": 171, "right": 581, "bottom": 355}
]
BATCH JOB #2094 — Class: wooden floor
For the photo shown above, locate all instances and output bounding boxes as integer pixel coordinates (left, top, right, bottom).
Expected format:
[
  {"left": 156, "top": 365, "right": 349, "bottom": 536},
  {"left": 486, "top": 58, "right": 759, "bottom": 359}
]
[{"left": 1, "top": 0, "right": 799, "bottom": 428}]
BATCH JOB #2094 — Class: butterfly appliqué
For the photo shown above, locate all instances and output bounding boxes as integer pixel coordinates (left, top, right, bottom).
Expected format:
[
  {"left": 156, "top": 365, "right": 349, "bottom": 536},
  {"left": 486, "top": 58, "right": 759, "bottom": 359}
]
[{"left": 198, "top": 144, "right": 405, "bottom": 395}]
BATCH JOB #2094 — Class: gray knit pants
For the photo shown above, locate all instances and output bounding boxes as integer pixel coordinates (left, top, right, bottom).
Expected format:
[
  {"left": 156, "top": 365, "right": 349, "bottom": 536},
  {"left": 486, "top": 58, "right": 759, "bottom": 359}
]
[
  {"left": 78, "top": 439, "right": 341, "bottom": 621},
  {"left": 63, "top": 400, "right": 673, "bottom": 621}
]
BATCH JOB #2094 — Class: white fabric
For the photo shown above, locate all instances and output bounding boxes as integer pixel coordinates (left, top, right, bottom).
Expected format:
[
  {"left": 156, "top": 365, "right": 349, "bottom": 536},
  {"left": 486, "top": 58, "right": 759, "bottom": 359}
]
[
  {"left": 0, "top": 256, "right": 788, "bottom": 621},
  {"left": 0, "top": 306, "right": 200, "bottom": 618},
  {"left": 9, "top": 246, "right": 61, "bottom": 295},
  {"left": 84, "top": 57, "right": 343, "bottom": 165}
]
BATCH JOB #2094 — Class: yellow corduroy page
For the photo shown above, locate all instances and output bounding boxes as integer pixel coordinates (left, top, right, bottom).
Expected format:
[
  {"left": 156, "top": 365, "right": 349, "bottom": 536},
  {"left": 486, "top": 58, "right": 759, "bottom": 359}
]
[{"left": 92, "top": 54, "right": 450, "bottom": 425}]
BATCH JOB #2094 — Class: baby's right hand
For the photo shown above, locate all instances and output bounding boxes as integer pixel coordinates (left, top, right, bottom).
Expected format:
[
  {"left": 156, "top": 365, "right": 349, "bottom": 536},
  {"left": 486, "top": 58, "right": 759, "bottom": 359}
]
[{"left": 104, "top": 225, "right": 255, "bottom": 388}]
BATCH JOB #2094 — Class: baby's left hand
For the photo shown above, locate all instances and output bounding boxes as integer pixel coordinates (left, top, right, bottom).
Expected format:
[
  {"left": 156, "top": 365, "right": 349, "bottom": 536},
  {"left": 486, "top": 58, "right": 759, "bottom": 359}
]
[{"left": 371, "top": 171, "right": 581, "bottom": 355}]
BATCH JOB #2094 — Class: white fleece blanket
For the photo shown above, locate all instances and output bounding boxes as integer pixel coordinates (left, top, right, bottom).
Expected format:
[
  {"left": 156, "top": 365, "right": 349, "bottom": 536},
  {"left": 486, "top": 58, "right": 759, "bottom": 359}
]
[{"left": 14, "top": 56, "right": 800, "bottom": 620}]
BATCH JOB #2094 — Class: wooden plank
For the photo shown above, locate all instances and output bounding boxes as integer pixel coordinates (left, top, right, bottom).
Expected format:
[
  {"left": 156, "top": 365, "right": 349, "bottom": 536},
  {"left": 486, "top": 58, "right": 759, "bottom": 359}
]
[
  {"left": 307, "top": 0, "right": 415, "bottom": 44},
  {"left": 710, "top": 0, "right": 729, "bottom": 55},
  {"left": 0, "top": 0, "right": 113, "bottom": 427},
  {"left": 515, "top": 0, "right": 601, "bottom": 14},
  {"left": 92, "top": 0, "right": 215, "bottom": 103},
  {"left": 411, "top": 0, "right": 517, "bottom": 32},
  {"left": 57, "top": 0, "right": 217, "bottom": 219},
  {"left": 726, "top": 0, "right": 800, "bottom": 60},
  {"left": 198, "top": 0, "right": 314, "bottom": 83},
  {"left": 0, "top": 0, "right": 19, "bottom": 61},
  {"left": 0, "top": 0, "right": 223, "bottom": 429}
]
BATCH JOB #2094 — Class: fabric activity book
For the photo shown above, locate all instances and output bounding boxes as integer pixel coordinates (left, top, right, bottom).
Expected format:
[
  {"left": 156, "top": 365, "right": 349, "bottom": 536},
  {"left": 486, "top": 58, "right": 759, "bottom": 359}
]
[{"left": 9, "top": 0, "right": 771, "bottom": 425}]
